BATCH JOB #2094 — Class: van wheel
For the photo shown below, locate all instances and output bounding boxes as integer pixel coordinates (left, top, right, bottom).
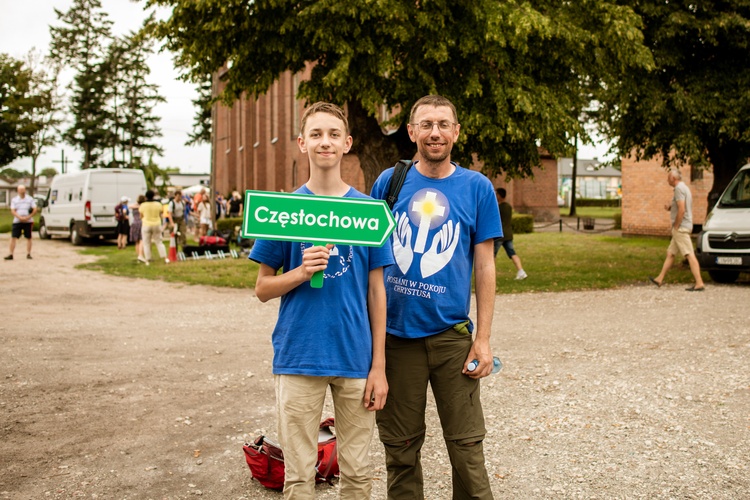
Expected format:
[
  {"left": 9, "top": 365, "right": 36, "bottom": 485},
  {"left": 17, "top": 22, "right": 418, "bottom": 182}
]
[
  {"left": 70, "top": 225, "right": 84, "bottom": 246},
  {"left": 39, "top": 219, "right": 51, "bottom": 240},
  {"left": 708, "top": 270, "right": 739, "bottom": 283}
]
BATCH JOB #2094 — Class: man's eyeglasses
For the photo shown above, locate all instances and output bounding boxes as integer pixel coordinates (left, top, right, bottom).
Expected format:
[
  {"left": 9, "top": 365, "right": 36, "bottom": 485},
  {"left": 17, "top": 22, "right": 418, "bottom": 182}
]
[{"left": 412, "top": 120, "right": 456, "bottom": 132}]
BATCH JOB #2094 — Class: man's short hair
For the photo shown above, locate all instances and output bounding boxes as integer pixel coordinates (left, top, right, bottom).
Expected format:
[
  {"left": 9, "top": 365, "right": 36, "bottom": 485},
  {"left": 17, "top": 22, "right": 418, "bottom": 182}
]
[
  {"left": 409, "top": 95, "right": 458, "bottom": 124},
  {"left": 146, "top": 189, "right": 155, "bottom": 201},
  {"left": 669, "top": 169, "right": 682, "bottom": 181},
  {"left": 496, "top": 187, "right": 507, "bottom": 198},
  {"left": 300, "top": 102, "right": 349, "bottom": 136},
  {"left": 174, "top": 190, "right": 182, "bottom": 196}
]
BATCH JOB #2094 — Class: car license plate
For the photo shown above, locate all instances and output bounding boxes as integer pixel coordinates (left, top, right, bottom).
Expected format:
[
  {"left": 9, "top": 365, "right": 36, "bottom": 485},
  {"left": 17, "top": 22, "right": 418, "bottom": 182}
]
[{"left": 716, "top": 256, "right": 742, "bottom": 265}]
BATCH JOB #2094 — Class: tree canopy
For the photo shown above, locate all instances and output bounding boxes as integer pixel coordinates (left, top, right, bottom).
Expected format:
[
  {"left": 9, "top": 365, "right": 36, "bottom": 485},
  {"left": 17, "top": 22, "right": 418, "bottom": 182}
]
[
  {"left": 598, "top": 1, "right": 750, "bottom": 203},
  {"left": 148, "top": 0, "right": 652, "bottom": 189}
]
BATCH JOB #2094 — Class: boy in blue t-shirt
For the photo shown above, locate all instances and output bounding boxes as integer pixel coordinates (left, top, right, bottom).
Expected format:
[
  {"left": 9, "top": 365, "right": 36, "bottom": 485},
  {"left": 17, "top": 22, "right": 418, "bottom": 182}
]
[{"left": 250, "top": 102, "right": 393, "bottom": 498}]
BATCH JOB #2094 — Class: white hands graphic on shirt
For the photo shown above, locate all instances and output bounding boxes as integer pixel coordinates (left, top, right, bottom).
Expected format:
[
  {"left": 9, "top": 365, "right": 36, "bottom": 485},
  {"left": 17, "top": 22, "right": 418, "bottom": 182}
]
[
  {"left": 391, "top": 210, "right": 459, "bottom": 277},
  {"left": 392, "top": 212, "right": 414, "bottom": 274},
  {"left": 421, "top": 220, "right": 460, "bottom": 277}
]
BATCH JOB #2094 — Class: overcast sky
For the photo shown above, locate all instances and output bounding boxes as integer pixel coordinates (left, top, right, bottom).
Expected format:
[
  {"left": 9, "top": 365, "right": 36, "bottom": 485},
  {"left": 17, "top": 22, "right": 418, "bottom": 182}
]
[{"left": 0, "top": 0, "right": 211, "bottom": 175}]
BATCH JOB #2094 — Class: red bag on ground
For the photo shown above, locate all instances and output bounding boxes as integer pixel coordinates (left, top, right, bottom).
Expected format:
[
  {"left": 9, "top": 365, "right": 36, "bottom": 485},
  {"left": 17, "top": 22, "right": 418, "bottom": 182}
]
[
  {"left": 199, "top": 235, "right": 227, "bottom": 246},
  {"left": 243, "top": 418, "right": 339, "bottom": 491}
]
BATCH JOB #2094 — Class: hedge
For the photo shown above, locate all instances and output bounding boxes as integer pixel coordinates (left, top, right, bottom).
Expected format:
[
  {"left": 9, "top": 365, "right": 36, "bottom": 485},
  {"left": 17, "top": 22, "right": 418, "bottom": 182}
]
[
  {"left": 512, "top": 213, "right": 534, "bottom": 234},
  {"left": 574, "top": 198, "right": 621, "bottom": 208}
]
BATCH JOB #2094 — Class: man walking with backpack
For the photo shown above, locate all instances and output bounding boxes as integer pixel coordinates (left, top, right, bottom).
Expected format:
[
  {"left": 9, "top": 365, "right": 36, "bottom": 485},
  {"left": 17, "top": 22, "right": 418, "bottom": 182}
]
[{"left": 168, "top": 190, "right": 188, "bottom": 250}]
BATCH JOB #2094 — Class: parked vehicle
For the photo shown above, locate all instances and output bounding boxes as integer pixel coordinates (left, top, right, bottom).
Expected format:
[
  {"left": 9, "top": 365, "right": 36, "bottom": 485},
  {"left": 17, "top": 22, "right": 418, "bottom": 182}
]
[
  {"left": 38, "top": 168, "right": 147, "bottom": 245},
  {"left": 695, "top": 163, "right": 750, "bottom": 283}
]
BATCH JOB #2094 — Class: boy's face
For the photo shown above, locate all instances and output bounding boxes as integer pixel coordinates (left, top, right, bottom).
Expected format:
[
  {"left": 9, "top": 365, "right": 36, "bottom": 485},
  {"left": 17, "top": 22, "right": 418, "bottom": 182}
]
[{"left": 298, "top": 112, "right": 352, "bottom": 170}]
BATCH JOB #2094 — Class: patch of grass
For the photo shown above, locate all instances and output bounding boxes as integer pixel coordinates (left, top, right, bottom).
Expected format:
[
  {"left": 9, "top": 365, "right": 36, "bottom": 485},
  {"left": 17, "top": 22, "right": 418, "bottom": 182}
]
[
  {"left": 494, "top": 233, "right": 701, "bottom": 293},
  {"left": 0, "top": 207, "right": 40, "bottom": 233},
  {"left": 77, "top": 244, "right": 259, "bottom": 289},
  {"left": 76, "top": 232, "right": 703, "bottom": 294},
  {"left": 559, "top": 206, "right": 622, "bottom": 219}
]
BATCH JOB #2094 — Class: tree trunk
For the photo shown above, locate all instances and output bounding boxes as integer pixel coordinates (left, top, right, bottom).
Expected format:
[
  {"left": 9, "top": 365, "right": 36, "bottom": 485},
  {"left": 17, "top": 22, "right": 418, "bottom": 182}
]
[
  {"left": 29, "top": 154, "right": 38, "bottom": 196},
  {"left": 569, "top": 135, "right": 579, "bottom": 217},
  {"left": 346, "top": 100, "right": 415, "bottom": 193}
]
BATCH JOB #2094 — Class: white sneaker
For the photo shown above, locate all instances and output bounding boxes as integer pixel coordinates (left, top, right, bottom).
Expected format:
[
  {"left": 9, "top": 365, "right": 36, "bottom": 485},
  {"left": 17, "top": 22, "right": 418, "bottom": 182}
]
[
  {"left": 515, "top": 270, "right": 528, "bottom": 280},
  {"left": 137, "top": 256, "right": 147, "bottom": 264},
  {"left": 165, "top": 258, "right": 171, "bottom": 264}
]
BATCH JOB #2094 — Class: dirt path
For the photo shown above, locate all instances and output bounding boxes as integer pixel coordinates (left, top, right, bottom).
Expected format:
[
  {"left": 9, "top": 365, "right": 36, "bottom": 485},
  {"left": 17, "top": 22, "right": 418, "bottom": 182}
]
[{"left": 1, "top": 234, "right": 748, "bottom": 499}]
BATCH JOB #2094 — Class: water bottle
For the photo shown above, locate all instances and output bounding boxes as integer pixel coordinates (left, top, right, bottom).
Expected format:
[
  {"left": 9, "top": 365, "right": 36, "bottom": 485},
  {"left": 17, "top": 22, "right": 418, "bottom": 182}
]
[{"left": 467, "top": 356, "right": 503, "bottom": 374}]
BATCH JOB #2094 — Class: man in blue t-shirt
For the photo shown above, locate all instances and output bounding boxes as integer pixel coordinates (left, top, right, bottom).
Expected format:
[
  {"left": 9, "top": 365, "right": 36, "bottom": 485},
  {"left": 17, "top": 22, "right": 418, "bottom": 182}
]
[
  {"left": 250, "top": 102, "right": 393, "bottom": 499},
  {"left": 371, "top": 95, "right": 501, "bottom": 499}
]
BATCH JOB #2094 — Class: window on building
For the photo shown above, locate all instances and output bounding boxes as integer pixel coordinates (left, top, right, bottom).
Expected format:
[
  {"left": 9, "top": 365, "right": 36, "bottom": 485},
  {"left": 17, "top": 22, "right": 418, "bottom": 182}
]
[{"left": 691, "top": 164, "right": 704, "bottom": 181}]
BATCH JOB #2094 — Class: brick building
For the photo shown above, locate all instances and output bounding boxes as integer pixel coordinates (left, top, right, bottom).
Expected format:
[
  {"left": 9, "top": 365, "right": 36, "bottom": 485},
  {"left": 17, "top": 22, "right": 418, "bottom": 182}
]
[
  {"left": 621, "top": 155, "right": 713, "bottom": 236},
  {"left": 212, "top": 69, "right": 558, "bottom": 221}
]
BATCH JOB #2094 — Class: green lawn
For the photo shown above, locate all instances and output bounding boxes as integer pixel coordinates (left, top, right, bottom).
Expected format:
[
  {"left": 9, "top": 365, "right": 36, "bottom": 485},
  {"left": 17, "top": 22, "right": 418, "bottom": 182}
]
[{"left": 75, "top": 232, "right": 704, "bottom": 294}]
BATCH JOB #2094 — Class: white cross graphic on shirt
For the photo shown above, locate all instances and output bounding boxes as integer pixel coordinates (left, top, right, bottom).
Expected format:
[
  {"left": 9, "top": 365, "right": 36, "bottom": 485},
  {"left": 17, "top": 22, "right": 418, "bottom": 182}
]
[{"left": 411, "top": 191, "right": 445, "bottom": 253}]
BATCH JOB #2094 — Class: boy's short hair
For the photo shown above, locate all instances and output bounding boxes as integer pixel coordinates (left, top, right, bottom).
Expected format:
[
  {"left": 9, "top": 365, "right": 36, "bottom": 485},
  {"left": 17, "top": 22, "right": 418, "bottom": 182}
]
[
  {"left": 409, "top": 95, "right": 458, "bottom": 124},
  {"left": 496, "top": 187, "right": 507, "bottom": 198},
  {"left": 300, "top": 102, "right": 349, "bottom": 136}
]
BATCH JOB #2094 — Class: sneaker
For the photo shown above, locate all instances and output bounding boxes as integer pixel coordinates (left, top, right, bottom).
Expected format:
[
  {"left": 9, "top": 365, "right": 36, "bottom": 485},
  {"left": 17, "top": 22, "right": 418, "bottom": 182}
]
[
  {"left": 137, "top": 256, "right": 147, "bottom": 264},
  {"left": 515, "top": 270, "right": 528, "bottom": 280},
  {"left": 26, "top": 254, "right": 32, "bottom": 260},
  {"left": 3, "top": 255, "right": 12, "bottom": 260},
  {"left": 165, "top": 258, "right": 171, "bottom": 264}
]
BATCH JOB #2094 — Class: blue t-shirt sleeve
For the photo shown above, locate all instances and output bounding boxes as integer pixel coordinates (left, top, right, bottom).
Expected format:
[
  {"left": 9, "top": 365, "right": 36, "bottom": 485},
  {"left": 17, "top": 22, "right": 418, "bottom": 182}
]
[
  {"left": 249, "top": 238, "right": 284, "bottom": 270},
  {"left": 370, "top": 168, "right": 394, "bottom": 200}
]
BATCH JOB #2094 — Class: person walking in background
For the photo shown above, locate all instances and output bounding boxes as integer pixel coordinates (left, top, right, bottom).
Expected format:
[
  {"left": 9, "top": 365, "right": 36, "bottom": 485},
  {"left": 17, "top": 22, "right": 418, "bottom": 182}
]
[
  {"left": 370, "top": 95, "right": 500, "bottom": 499},
  {"left": 197, "top": 195, "right": 212, "bottom": 237},
  {"left": 168, "top": 190, "right": 188, "bottom": 250},
  {"left": 115, "top": 196, "right": 130, "bottom": 250},
  {"left": 4, "top": 185, "right": 37, "bottom": 260},
  {"left": 227, "top": 191, "right": 243, "bottom": 218},
  {"left": 129, "top": 195, "right": 145, "bottom": 263},
  {"left": 250, "top": 102, "right": 392, "bottom": 499},
  {"left": 139, "top": 189, "right": 169, "bottom": 266},
  {"left": 493, "top": 187, "right": 528, "bottom": 280},
  {"left": 649, "top": 169, "right": 706, "bottom": 291}
]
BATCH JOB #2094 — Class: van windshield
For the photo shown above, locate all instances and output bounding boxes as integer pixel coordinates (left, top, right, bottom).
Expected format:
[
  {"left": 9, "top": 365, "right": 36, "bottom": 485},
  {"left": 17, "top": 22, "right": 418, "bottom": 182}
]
[{"left": 718, "top": 169, "right": 750, "bottom": 208}]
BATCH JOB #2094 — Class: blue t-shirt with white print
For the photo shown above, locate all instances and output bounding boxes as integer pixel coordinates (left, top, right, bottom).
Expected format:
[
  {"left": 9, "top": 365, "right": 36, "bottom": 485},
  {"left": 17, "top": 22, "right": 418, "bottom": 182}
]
[
  {"left": 371, "top": 162, "right": 502, "bottom": 339},
  {"left": 250, "top": 185, "right": 394, "bottom": 378}
]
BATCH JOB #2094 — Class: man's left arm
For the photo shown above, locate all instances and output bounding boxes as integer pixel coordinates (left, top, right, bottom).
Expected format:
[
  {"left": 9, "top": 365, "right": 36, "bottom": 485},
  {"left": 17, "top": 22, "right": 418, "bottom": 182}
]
[{"left": 465, "top": 238, "right": 496, "bottom": 379}]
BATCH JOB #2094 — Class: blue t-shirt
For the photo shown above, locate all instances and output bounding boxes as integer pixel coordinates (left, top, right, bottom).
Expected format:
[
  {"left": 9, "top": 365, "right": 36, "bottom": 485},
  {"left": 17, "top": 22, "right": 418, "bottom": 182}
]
[
  {"left": 371, "top": 162, "right": 502, "bottom": 339},
  {"left": 250, "top": 185, "right": 394, "bottom": 378}
]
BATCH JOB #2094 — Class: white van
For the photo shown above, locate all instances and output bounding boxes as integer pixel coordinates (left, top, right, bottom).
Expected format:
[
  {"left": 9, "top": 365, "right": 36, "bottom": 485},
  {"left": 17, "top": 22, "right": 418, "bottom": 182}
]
[
  {"left": 696, "top": 163, "right": 750, "bottom": 283},
  {"left": 38, "top": 168, "right": 148, "bottom": 245}
]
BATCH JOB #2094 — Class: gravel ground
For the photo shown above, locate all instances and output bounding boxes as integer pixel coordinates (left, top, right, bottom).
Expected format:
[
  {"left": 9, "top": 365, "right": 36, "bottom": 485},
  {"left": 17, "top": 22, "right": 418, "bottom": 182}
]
[{"left": 1, "top": 234, "right": 748, "bottom": 499}]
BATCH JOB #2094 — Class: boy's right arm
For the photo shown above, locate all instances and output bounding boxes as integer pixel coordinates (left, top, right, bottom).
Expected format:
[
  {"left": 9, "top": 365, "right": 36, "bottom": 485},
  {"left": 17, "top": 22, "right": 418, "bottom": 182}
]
[{"left": 254, "top": 244, "right": 333, "bottom": 303}]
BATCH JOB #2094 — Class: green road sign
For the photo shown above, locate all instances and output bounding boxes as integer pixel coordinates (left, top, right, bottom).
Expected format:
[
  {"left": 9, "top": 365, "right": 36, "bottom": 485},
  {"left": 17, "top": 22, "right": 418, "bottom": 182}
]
[{"left": 242, "top": 190, "right": 396, "bottom": 246}]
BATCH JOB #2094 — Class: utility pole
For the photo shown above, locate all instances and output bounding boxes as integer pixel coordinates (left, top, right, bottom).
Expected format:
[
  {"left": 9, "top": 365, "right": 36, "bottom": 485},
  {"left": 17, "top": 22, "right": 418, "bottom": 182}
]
[{"left": 52, "top": 150, "right": 71, "bottom": 174}]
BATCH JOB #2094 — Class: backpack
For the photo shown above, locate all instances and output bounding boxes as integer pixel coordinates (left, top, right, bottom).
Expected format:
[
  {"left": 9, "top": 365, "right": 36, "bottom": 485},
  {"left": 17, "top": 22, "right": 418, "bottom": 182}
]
[
  {"left": 385, "top": 160, "right": 413, "bottom": 209},
  {"left": 243, "top": 418, "right": 339, "bottom": 491}
]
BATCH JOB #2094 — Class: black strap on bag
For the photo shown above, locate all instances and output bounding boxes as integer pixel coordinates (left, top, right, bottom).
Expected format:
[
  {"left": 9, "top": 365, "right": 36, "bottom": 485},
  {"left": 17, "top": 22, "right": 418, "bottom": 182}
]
[{"left": 385, "top": 160, "right": 413, "bottom": 209}]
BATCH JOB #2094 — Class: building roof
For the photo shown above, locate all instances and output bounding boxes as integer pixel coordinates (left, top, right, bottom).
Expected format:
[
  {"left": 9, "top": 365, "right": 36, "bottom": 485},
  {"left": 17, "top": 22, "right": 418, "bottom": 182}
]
[{"left": 558, "top": 158, "right": 621, "bottom": 178}]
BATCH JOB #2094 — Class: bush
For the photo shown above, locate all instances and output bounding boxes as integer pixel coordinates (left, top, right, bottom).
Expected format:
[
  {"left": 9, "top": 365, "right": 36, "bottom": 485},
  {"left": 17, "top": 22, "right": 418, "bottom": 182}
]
[
  {"left": 216, "top": 217, "right": 242, "bottom": 234},
  {"left": 512, "top": 213, "right": 534, "bottom": 234},
  {"left": 575, "top": 198, "right": 621, "bottom": 208}
]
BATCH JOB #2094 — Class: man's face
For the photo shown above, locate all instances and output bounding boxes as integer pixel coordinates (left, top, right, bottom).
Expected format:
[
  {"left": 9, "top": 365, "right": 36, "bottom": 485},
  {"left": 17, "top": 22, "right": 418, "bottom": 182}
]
[
  {"left": 667, "top": 173, "right": 677, "bottom": 187},
  {"left": 407, "top": 105, "right": 460, "bottom": 164},
  {"left": 175, "top": 193, "right": 182, "bottom": 201},
  {"left": 298, "top": 112, "right": 352, "bottom": 169},
  {"left": 17, "top": 186, "right": 26, "bottom": 197}
]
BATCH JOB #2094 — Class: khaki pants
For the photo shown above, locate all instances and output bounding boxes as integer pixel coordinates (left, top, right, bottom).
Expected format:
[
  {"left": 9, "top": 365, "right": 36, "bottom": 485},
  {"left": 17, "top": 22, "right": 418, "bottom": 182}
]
[
  {"left": 275, "top": 374, "right": 374, "bottom": 500},
  {"left": 141, "top": 224, "right": 166, "bottom": 262},
  {"left": 376, "top": 329, "right": 493, "bottom": 500}
]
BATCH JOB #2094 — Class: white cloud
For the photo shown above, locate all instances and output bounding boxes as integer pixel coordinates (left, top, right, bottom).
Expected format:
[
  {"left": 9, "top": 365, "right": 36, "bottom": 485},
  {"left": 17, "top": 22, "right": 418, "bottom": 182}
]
[{"left": 0, "top": 0, "right": 210, "bottom": 174}]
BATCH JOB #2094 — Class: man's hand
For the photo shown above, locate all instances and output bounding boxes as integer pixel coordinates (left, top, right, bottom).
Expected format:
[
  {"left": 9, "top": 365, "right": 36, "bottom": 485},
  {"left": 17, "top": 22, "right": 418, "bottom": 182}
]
[
  {"left": 363, "top": 368, "right": 388, "bottom": 411},
  {"left": 463, "top": 337, "right": 493, "bottom": 379}
]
